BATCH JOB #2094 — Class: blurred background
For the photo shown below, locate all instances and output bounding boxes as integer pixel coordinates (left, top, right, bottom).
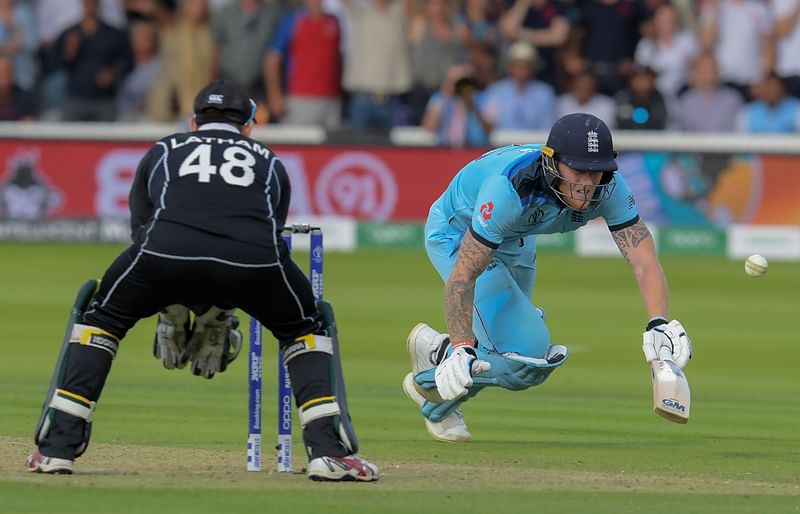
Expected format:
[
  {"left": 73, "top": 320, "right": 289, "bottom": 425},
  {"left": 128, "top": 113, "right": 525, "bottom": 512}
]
[{"left": 0, "top": 0, "right": 798, "bottom": 256}]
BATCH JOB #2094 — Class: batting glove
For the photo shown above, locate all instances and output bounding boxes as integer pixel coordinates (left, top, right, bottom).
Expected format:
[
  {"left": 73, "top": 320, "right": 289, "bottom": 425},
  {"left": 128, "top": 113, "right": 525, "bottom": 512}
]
[
  {"left": 435, "top": 344, "right": 491, "bottom": 401},
  {"left": 643, "top": 318, "right": 692, "bottom": 369}
]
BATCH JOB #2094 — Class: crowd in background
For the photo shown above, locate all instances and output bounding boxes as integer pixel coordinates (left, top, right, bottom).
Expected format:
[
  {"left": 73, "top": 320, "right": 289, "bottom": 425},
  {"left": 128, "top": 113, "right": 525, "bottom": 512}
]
[{"left": 1, "top": 0, "right": 800, "bottom": 145}]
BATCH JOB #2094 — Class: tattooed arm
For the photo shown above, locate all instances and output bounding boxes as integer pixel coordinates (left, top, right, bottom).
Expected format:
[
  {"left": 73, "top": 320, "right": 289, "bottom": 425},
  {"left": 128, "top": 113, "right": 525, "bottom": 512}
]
[
  {"left": 445, "top": 230, "right": 496, "bottom": 346},
  {"left": 611, "top": 218, "right": 669, "bottom": 319}
]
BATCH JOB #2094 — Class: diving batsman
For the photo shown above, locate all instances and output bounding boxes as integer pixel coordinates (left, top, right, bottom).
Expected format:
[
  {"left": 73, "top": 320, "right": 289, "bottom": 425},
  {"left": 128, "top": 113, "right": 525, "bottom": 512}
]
[{"left": 403, "top": 113, "right": 693, "bottom": 441}]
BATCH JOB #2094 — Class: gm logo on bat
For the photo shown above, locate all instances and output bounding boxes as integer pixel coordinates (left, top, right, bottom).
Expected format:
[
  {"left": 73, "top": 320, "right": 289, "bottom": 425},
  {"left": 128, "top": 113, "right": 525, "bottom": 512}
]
[{"left": 662, "top": 398, "right": 686, "bottom": 413}]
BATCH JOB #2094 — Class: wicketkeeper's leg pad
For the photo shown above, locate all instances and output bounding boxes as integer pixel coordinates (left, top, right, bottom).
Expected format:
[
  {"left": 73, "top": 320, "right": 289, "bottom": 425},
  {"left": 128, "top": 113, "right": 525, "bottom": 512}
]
[
  {"left": 281, "top": 333, "right": 334, "bottom": 365},
  {"left": 36, "top": 325, "right": 119, "bottom": 458},
  {"left": 68, "top": 324, "right": 120, "bottom": 360},
  {"left": 281, "top": 333, "right": 340, "bottom": 429},
  {"left": 279, "top": 299, "right": 360, "bottom": 456},
  {"left": 35, "top": 279, "right": 119, "bottom": 460}
]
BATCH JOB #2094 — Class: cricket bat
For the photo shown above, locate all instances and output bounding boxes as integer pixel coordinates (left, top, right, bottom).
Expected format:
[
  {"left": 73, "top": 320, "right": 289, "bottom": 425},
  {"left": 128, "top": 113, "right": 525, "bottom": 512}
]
[{"left": 651, "top": 348, "right": 691, "bottom": 424}]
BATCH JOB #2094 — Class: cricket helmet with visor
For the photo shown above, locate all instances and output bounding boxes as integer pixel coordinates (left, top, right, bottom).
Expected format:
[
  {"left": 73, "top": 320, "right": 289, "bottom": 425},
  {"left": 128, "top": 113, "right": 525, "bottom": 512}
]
[{"left": 540, "top": 113, "right": 618, "bottom": 211}]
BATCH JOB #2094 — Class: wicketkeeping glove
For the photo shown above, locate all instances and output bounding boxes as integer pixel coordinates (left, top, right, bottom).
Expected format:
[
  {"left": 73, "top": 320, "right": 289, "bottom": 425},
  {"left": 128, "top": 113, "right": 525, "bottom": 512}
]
[
  {"left": 186, "top": 308, "right": 243, "bottom": 379},
  {"left": 642, "top": 318, "right": 692, "bottom": 369},
  {"left": 153, "top": 305, "right": 191, "bottom": 369},
  {"left": 434, "top": 345, "right": 491, "bottom": 401}
]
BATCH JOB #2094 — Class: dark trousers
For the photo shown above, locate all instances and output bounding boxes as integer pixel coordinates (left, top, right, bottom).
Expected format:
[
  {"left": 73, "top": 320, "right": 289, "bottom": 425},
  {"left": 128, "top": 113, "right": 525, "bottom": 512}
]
[{"left": 84, "top": 243, "right": 321, "bottom": 343}]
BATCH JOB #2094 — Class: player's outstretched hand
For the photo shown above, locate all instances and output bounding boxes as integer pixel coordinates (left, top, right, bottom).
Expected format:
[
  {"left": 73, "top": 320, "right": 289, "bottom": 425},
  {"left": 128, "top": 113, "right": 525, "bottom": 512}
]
[
  {"left": 642, "top": 318, "right": 692, "bottom": 369},
  {"left": 435, "top": 345, "right": 491, "bottom": 401}
]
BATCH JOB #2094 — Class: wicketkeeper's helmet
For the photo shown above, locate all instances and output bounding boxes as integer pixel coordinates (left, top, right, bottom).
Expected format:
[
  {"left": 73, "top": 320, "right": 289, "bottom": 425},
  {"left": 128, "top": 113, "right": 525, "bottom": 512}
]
[{"left": 193, "top": 79, "right": 257, "bottom": 127}]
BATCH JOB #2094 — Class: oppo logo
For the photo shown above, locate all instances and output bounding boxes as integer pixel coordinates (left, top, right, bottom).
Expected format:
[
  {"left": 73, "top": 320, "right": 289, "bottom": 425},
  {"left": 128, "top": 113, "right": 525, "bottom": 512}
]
[{"left": 281, "top": 396, "right": 292, "bottom": 430}]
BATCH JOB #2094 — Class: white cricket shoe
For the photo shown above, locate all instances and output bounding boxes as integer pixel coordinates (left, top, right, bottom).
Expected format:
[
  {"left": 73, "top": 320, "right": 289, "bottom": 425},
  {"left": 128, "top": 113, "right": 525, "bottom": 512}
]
[
  {"left": 26, "top": 451, "right": 73, "bottom": 474},
  {"left": 307, "top": 454, "right": 380, "bottom": 482},
  {"left": 403, "top": 372, "right": 471, "bottom": 443},
  {"left": 405, "top": 323, "right": 471, "bottom": 442},
  {"left": 406, "top": 323, "right": 449, "bottom": 373}
]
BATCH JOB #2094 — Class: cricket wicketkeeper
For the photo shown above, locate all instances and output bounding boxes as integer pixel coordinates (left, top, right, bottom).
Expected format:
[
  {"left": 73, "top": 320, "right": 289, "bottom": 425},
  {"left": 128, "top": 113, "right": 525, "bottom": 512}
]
[
  {"left": 27, "top": 80, "right": 378, "bottom": 481},
  {"left": 404, "top": 113, "right": 693, "bottom": 441}
]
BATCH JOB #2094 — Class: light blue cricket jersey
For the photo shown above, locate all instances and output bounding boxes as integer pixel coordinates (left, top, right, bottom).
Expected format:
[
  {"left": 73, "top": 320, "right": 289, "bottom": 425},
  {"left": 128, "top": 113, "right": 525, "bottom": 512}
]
[{"left": 427, "top": 144, "right": 639, "bottom": 258}]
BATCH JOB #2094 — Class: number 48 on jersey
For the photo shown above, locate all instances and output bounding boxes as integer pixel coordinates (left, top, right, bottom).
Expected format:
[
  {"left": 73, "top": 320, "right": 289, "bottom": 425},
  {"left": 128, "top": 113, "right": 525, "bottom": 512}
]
[{"left": 179, "top": 144, "right": 257, "bottom": 187}]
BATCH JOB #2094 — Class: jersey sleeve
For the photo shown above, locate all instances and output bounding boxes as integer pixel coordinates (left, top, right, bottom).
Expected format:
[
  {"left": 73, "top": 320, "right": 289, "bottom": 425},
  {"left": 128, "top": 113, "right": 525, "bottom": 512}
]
[
  {"left": 469, "top": 174, "right": 522, "bottom": 248},
  {"left": 128, "top": 144, "right": 163, "bottom": 240},
  {"left": 602, "top": 173, "right": 640, "bottom": 231},
  {"left": 272, "top": 158, "right": 291, "bottom": 228}
]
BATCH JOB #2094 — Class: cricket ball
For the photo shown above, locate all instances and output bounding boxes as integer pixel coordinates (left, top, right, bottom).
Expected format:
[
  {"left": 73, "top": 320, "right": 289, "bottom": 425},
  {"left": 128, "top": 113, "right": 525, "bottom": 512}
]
[{"left": 744, "top": 254, "right": 768, "bottom": 278}]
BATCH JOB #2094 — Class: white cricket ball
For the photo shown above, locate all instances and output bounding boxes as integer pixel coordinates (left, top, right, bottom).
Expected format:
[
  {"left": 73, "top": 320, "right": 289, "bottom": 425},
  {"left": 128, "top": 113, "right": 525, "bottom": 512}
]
[{"left": 744, "top": 254, "right": 768, "bottom": 278}]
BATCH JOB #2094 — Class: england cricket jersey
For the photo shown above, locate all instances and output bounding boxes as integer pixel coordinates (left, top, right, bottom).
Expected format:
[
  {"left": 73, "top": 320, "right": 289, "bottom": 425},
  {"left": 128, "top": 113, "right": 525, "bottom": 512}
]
[{"left": 427, "top": 144, "right": 639, "bottom": 259}]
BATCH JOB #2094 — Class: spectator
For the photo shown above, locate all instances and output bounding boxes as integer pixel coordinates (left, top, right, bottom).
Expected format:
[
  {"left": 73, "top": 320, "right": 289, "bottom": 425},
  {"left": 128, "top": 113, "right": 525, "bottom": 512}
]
[
  {"left": 736, "top": 72, "right": 800, "bottom": 133},
  {"left": 455, "top": 0, "right": 498, "bottom": 50},
  {"left": 213, "top": 0, "right": 283, "bottom": 102},
  {"left": 55, "top": 0, "right": 132, "bottom": 121},
  {"left": 116, "top": 19, "right": 161, "bottom": 121},
  {"left": 0, "top": 54, "right": 34, "bottom": 120},
  {"left": 408, "top": 0, "right": 467, "bottom": 125},
  {"left": 422, "top": 63, "right": 491, "bottom": 147},
  {"left": 700, "top": 0, "right": 774, "bottom": 100},
  {"left": 499, "top": 0, "right": 569, "bottom": 86},
  {"left": 557, "top": 70, "right": 617, "bottom": 127},
  {"left": 265, "top": 0, "right": 342, "bottom": 128},
  {"left": 772, "top": 0, "right": 800, "bottom": 98},
  {"left": 36, "top": 0, "right": 126, "bottom": 119},
  {"left": 341, "top": 0, "right": 413, "bottom": 131},
  {"left": 615, "top": 64, "right": 668, "bottom": 129},
  {"left": 482, "top": 40, "right": 556, "bottom": 130},
  {"left": 634, "top": 2, "right": 699, "bottom": 103},
  {"left": 566, "top": 0, "right": 649, "bottom": 96},
  {"left": 675, "top": 53, "right": 743, "bottom": 131},
  {"left": 0, "top": 0, "right": 37, "bottom": 92},
  {"left": 146, "top": 0, "right": 214, "bottom": 122},
  {"left": 469, "top": 41, "right": 499, "bottom": 90}
]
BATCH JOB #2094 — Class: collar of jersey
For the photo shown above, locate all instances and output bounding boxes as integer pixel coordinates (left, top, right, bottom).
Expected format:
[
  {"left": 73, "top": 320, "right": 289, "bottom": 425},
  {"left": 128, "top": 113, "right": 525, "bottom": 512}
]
[{"left": 197, "top": 123, "right": 240, "bottom": 133}]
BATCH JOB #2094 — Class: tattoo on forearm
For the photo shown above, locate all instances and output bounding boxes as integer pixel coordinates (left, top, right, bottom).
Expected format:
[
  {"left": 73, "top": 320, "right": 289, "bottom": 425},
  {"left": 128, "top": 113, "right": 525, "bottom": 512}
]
[
  {"left": 445, "top": 232, "right": 495, "bottom": 344},
  {"left": 612, "top": 220, "right": 651, "bottom": 263}
]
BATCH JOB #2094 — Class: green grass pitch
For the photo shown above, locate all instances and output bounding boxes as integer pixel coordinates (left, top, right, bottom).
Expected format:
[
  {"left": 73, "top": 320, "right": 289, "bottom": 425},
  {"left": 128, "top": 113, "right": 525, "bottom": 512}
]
[{"left": 0, "top": 243, "right": 798, "bottom": 513}]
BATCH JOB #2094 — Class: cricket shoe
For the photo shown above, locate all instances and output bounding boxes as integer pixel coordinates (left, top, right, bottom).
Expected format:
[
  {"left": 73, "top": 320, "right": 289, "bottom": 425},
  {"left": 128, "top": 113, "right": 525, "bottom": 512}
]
[
  {"left": 406, "top": 323, "right": 450, "bottom": 373},
  {"left": 26, "top": 451, "right": 73, "bottom": 474},
  {"left": 307, "top": 454, "right": 380, "bottom": 482},
  {"left": 403, "top": 373, "right": 471, "bottom": 443}
]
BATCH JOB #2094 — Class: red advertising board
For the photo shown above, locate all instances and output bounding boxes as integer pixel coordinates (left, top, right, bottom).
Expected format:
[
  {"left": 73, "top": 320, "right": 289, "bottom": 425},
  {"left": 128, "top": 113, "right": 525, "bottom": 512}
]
[
  {"left": 0, "top": 140, "right": 481, "bottom": 221},
  {"left": 1, "top": 139, "right": 799, "bottom": 224}
]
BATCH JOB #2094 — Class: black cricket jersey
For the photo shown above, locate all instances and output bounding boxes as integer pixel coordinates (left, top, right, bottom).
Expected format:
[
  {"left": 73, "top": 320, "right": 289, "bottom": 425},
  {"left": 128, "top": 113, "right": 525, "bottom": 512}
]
[{"left": 129, "top": 124, "right": 290, "bottom": 265}]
